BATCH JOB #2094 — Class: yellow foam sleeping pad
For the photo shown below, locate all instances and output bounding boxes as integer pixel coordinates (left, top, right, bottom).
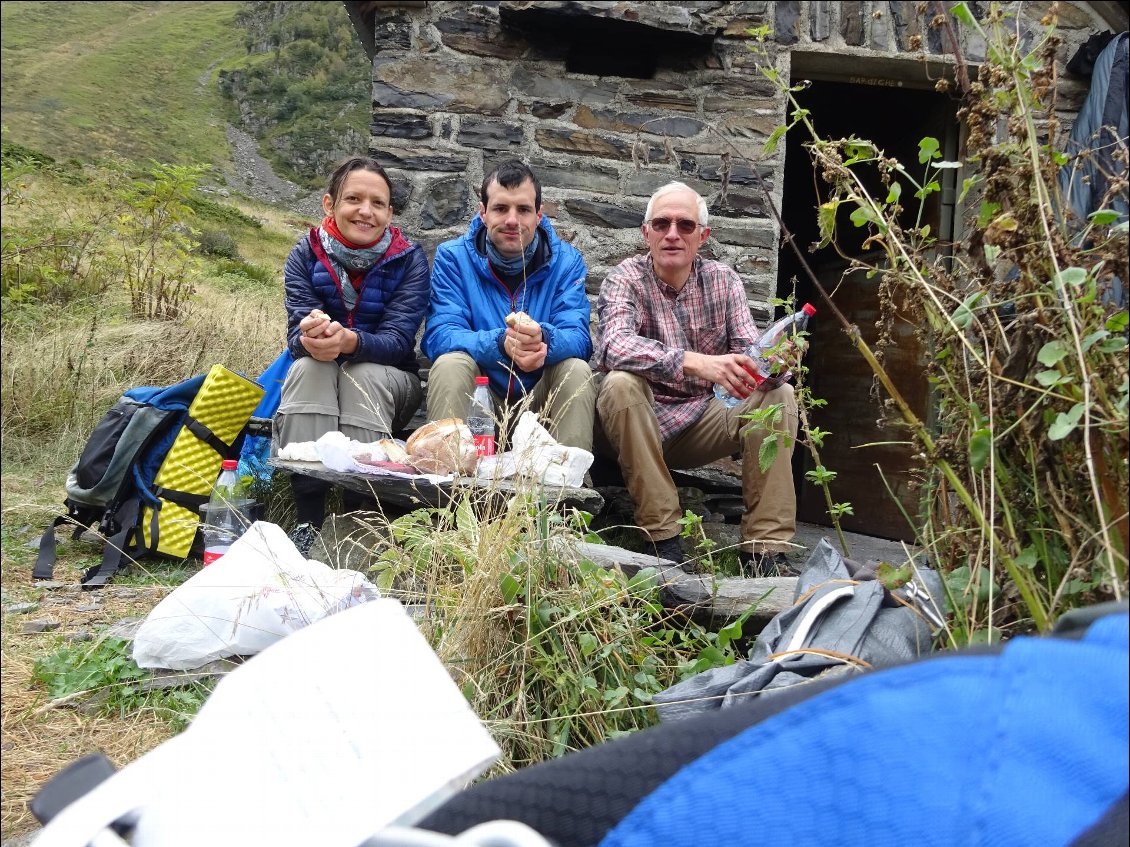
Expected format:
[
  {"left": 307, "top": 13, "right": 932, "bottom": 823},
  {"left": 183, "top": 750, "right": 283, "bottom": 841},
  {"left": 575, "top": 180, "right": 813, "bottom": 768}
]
[{"left": 142, "top": 364, "right": 264, "bottom": 558}]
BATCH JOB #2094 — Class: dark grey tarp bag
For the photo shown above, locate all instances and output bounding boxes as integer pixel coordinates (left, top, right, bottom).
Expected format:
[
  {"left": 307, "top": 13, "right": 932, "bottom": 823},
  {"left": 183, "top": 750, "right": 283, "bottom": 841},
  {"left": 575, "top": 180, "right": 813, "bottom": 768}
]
[{"left": 654, "top": 538, "right": 945, "bottom": 722}]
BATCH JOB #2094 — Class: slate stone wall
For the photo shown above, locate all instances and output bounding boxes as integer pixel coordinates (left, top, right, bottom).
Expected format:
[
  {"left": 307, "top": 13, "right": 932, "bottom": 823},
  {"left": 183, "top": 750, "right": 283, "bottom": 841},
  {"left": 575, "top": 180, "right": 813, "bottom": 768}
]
[{"left": 359, "top": 0, "right": 1108, "bottom": 320}]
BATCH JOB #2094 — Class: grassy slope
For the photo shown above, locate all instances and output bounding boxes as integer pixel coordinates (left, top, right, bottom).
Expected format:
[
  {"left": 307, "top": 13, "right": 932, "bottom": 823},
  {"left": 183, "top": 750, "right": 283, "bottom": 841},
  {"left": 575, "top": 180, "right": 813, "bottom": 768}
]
[{"left": 1, "top": 1, "right": 241, "bottom": 168}]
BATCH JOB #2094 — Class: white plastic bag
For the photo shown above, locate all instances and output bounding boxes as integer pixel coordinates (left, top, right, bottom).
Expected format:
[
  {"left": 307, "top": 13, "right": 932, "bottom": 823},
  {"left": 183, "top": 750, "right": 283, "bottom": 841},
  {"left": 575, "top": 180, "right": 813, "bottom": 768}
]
[
  {"left": 132, "top": 521, "right": 380, "bottom": 670},
  {"left": 477, "top": 411, "right": 594, "bottom": 487}
]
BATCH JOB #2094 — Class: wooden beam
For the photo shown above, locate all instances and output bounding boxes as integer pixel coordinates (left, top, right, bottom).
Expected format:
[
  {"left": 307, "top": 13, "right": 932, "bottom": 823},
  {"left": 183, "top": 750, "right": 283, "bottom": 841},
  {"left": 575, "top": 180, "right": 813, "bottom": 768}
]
[{"left": 270, "top": 459, "right": 605, "bottom": 514}]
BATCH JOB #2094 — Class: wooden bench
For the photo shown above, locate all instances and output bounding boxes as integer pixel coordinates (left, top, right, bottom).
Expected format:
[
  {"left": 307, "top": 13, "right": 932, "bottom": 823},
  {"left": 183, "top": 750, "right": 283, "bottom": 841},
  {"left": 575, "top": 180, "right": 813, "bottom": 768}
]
[{"left": 270, "top": 458, "right": 605, "bottom": 515}]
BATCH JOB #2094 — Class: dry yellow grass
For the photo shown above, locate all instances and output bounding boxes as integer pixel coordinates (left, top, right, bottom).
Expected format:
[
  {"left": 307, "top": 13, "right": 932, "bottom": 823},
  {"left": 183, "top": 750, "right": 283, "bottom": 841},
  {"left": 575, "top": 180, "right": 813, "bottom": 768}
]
[
  {"left": 1, "top": 169, "right": 296, "bottom": 840},
  {"left": 0, "top": 585, "right": 180, "bottom": 840}
]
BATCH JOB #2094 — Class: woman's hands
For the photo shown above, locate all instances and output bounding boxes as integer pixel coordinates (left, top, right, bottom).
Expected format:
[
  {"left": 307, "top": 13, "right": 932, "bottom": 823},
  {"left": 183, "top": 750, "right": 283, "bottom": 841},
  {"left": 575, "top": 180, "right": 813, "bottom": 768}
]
[{"left": 299, "top": 309, "right": 358, "bottom": 361}]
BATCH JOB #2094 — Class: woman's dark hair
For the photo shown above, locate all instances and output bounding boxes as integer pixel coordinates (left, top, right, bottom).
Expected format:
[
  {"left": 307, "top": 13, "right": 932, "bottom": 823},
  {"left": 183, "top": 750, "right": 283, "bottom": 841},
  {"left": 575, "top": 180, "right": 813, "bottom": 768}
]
[
  {"left": 325, "top": 156, "right": 394, "bottom": 208},
  {"left": 480, "top": 160, "right": 542, "bottom": 209}
]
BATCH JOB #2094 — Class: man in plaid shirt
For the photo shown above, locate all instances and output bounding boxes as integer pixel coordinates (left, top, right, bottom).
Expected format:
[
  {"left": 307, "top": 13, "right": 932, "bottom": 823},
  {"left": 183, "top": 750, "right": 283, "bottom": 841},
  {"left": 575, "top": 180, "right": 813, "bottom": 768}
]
[{"left": 595, "top": 182, "right": 798, "bottom": 575}]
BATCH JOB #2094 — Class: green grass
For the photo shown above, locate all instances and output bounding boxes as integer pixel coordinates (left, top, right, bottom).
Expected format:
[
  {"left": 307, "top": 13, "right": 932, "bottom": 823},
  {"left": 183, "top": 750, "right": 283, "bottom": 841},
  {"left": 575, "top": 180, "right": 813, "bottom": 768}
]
[{"left": 1, "top": 1, "right": 242, "bottom": 169}]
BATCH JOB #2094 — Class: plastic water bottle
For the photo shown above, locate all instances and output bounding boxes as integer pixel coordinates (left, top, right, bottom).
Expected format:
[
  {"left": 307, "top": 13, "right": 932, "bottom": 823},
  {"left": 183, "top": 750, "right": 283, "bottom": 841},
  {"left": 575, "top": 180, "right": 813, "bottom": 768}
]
[
  {"left": 467, "top": 376, "right": 496, "bottom": 457},
  {"left": 714, "top": 303, "right": 817, "bottom": 409},
  {"left": 201, "top": 459, "right": 253, "bottom": 565}
]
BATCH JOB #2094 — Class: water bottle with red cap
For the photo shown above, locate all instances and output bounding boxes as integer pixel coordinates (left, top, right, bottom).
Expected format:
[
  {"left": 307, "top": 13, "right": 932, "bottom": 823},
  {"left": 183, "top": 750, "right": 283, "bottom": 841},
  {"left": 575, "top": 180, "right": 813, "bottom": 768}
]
[
  {"left": 714, "top": 303, "right": 817, "bottom": 409},
  {"left": 467, "top": 376, "right": 496, "bottom": 457},
  {"left": 200, "top": 459, "right": 253, "bottom": 565}
]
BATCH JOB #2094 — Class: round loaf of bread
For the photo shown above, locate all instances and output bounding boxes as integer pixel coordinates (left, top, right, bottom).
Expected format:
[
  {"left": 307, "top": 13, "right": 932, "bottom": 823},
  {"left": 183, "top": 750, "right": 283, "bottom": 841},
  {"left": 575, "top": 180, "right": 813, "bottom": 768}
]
[{"left": 406, "top": 419, "right": 478, "bottom": 475}]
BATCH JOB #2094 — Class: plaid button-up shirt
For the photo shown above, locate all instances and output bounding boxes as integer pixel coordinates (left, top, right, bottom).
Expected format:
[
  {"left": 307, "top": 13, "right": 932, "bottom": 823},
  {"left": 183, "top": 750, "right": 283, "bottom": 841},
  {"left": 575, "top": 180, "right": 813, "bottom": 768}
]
[{"left": 595, "top": 254, "right": 762, "bottom": 440}]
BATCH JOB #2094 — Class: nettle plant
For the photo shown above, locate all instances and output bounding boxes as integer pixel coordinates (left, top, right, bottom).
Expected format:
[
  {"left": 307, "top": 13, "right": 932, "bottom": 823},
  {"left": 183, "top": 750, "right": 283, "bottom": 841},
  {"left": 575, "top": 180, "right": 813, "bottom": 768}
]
[{"left": 752, "top": 4, "right": 1127, "bottom": 641}]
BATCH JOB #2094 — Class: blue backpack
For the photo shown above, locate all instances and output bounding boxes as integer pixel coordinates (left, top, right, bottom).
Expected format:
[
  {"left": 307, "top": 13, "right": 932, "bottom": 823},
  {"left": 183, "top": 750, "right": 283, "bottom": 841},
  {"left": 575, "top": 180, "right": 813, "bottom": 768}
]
[{"left": 35, "top": 374, "right": 213, "bottom": 587}]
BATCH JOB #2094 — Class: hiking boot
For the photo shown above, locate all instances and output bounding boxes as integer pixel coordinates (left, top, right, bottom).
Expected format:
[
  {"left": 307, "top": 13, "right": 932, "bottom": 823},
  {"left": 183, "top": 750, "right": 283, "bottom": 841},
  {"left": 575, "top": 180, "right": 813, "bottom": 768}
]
[
  {"left": 738, "top": 550, "right": 795, "bottom": 578},
  {"left": 654, "top": 536, "right": 685, "bottom": 565},
  {"left": 289, "top": 522, "right": 320, "bottom": 558}
]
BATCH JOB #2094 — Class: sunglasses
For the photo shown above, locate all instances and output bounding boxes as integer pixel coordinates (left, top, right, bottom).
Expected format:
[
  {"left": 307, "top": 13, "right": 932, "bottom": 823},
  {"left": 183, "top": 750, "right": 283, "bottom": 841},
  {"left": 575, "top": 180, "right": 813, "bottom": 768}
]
[{"left": 648, "top": 217, "right": 700, "bottom": 235}]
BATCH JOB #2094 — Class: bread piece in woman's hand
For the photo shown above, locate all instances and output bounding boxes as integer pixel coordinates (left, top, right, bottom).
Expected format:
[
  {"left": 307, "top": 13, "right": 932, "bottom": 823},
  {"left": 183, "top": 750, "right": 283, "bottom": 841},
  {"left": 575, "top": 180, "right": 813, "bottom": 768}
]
[{"left": 505, "top": 311, "right": 532, "bottom": 328}]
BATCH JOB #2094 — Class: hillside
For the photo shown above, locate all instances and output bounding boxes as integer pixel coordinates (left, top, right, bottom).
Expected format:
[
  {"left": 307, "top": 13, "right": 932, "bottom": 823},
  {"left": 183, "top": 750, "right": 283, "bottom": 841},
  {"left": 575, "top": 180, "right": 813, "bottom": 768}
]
[
  {"left": 1, "top": 1, "right": 241, "bottom": 170},
  {"left": 1, "top": 1, "right": 371, "bottom": 197}
]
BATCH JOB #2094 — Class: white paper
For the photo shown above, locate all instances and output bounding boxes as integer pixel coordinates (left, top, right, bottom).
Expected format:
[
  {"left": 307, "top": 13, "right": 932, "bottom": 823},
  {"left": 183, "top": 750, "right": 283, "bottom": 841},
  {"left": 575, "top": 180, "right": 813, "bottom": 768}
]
[{"left": 35, "top": 600, "right": 501, "bottom": 847}]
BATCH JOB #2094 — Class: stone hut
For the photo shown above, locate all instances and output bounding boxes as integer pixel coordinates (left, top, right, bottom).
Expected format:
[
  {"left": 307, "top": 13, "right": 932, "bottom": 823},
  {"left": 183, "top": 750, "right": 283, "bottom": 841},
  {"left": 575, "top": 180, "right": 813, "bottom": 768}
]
[{"left": 344, "top": 0, "right": 1126, "bottom": 540}]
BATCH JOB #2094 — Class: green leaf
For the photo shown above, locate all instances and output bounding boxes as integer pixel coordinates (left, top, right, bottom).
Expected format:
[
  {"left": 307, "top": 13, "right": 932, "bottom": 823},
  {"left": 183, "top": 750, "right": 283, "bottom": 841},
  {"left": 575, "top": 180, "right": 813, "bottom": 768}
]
[
  {"left": 603, "top": 685, "right": 629, "bottom": 705},
  {"left": 952, "top": 291, "right": 983, "bottom": 329},
  {"left": 969, "top": 426, "right": 992, "bottom": 472},
  {"left": 807, "top": 426, "right": 831, "bottom": 448},
  {"left": 1053, "top": 267, "right": 1089, "bottom": 288},
  {"left": 717, "top": 618, "right": 744, "bottom": 650},
  {"left": 885, "top": 181, "right": 902, "bottom": 204},
  {"left": 844, "top": 140, "right": 876, "bottom": 161},
  {"left": 914, "top": 180, "right": 941, "bottom": 200},
  {"left": 1106, "top": 312, "right": 1129, "bottom": 332},
  {"left": 977, "top": 201, "right": 1001, "bottom": 228},
  {"left": 1037, "top": 340, "right": 1068, "bottom": 366},
  {"left": 500, "top": 572, "right": 522, "bottom": 604},
  {"left": 817, "top": 201, "right": 838, "bottom": 247},
  {"left": 983, "top": 244, "right": 1000, "bottom": 265},
  {"left": 1035, "top": 370, "right": 1068, "bottom": 387},
  {"left": 805, "top": 465, "right": 837, "bottom": 485},
  {"left": 1088, "top": 209, "right": 1121, "bottom": 225},
  {"left": 918, "top": 136, "right": 941, "bottom": 164},
  {"left": 578, "top": 633, "right": 599, "bottom": 657},
  {"left": 758, "top": 435, "right": 779, "bottom": 473},
  {"left": 1098, "top": 337, "right": 1128, "bottom": 354},
  {"left": 1015, "top": 547, "right": 1039, "bottom": 570},
  {"left": 951, "top": 2, "right": 976, "bottom": 27},
  {"left": 959, "top": 175, "right": 981, "bottom": 202},
  {"left": 849, "top": 205, "right": 876, "bottom": 228},
  {"left": 763, "top": 125, "right": 787, "bottom": 156},
  {"left": 1081, "top": 330, "right": 1110, "bottom": 352},
  {"left": 1048, "top": 403, "right": 1085, "bottom": 441}
]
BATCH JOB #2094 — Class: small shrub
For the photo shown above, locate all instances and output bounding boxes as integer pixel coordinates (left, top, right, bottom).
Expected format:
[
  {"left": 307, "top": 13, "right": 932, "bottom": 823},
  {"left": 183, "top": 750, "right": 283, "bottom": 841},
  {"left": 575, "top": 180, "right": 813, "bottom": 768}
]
[
  {"left": 195, "top": 227, "right": 240, "bottom": 259},
  {"left": 187, "top": 194, "right": 262, "bottom": 229},
  {"left": 208, "top": 257, "right": 277, "bottom": 290}
]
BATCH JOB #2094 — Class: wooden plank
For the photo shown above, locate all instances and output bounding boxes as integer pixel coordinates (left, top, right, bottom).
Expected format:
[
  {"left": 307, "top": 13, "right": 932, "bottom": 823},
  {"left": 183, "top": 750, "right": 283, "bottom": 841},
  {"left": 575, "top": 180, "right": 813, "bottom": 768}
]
[
  {"left": 572, "top": 541, "right": 796, "bottom": 631},
  {"left": 270, "top": 459, "right": 605, "bottom": 514}
]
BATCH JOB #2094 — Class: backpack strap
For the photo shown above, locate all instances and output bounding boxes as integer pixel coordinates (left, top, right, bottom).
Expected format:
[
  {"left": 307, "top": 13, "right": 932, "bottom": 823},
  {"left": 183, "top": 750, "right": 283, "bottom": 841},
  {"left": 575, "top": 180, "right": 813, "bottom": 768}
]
[
  {"left": 80, "top": 498, "right": 142, "bottom": 589},
  {"left": 33, "top": 516, "right": 71, "bottom": 581},
  {"left": 183, "top": 416, "right": 230, "bottom": 459}
]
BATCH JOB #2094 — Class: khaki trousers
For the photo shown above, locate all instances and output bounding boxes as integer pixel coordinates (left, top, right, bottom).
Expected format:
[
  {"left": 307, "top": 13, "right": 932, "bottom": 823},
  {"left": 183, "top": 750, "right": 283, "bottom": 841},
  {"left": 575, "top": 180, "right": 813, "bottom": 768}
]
[
  {"left": 275, "top": 357, "right": 422, "bottom": 447},
  {"left": 426, "top": 352, "right": 597, "bottom": 451},
  {"left": 595, "top": 371, "right": 798, "bottom": 551}
]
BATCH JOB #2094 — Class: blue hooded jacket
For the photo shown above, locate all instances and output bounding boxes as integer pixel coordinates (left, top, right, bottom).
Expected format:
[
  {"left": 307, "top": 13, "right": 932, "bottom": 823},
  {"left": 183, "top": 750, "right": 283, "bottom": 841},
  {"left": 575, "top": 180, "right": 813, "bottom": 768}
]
[
  {"left": 421, "top": 215, "right": 592, "bottom": 399},
  {"left": 284, "top": 225, "right": 429, "bottom": 371}
]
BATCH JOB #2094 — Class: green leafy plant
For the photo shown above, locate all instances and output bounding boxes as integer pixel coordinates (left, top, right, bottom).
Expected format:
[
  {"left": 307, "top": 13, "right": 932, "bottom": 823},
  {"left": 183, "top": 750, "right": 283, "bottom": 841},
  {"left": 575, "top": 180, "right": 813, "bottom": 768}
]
[
  {"left": 370, "top": 490, "right": 746, "bottom": 771},
  {"left": 114, "top": 162, "right": 207, "bottom": 320},
  {"left": 33, "top": 637, "right": 211, "bottom": 731},
  {"left": 745, "top": 4, "right": 1128, "bottom": 640}
]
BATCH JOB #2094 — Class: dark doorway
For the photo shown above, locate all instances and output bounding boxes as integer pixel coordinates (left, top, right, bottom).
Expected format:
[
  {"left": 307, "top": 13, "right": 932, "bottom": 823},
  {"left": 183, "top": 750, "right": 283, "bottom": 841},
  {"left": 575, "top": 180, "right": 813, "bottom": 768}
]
[{"left": 777, "top": 78, "right": 958, "bottom": 542}]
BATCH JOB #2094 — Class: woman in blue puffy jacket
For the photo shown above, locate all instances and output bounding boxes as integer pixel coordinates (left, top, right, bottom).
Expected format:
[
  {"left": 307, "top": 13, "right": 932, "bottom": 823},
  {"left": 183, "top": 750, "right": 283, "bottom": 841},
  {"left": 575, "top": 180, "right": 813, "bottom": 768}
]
[{"left": 277, "top": 156, "right": 429, "bottom": 552}]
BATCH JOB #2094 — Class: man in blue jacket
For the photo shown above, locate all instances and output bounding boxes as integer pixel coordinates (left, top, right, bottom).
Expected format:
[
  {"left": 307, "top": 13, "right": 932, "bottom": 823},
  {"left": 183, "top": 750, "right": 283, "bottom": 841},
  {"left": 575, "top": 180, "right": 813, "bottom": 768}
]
[{"left": 422, "top": 160, "right": 596, "bottom": 450}]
